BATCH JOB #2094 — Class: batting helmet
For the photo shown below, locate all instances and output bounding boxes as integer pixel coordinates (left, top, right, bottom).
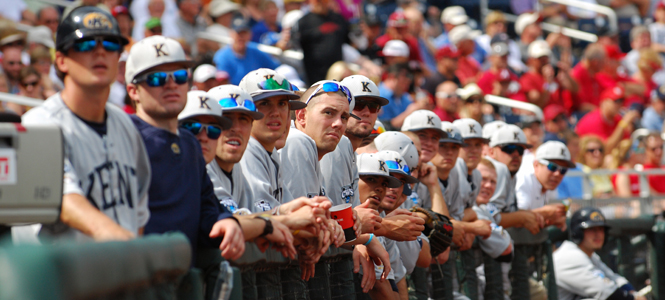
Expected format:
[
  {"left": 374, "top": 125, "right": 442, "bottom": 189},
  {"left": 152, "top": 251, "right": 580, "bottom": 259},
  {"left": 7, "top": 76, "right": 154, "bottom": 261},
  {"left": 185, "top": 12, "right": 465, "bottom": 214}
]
[
  {"left": 56, "top": 6, "right": 128, "bottom": 52},
  {"left": 569, "top": 207, "right": 610, "bottom": 245}
]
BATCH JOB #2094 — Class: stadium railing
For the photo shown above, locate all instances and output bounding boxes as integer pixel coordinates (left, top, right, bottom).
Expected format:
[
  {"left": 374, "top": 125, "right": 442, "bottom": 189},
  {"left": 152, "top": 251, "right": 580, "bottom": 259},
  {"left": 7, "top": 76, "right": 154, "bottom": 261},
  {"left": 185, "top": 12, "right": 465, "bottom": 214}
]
[{"left": 0, "top": 92, "right": 47, "bottom": 107}]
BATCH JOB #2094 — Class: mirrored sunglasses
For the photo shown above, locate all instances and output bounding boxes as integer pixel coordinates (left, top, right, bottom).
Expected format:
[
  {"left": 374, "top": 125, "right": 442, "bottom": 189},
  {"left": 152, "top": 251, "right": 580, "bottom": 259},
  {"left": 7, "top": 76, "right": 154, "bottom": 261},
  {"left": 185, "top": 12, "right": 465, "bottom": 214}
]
[{"left": 181, "top": 121, "right": 223, "bottom": 139}]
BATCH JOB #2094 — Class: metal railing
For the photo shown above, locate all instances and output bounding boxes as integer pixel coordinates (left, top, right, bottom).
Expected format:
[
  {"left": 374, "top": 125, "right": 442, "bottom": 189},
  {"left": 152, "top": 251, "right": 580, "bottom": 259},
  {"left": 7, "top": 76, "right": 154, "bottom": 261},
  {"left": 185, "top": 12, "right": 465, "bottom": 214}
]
[
  {"left": 34, "top": 0, "right": 74, "bottom": 7},
  {"left": 196, "top": 31, "right": 304, "bottom": 61},
  {"left": 541, "top": 0, "right": 619, "bottom": 34},
  {"left": 0, "top": 93, "right": 45, "bottom": 107},
  {"left": 484, "top": 94, "right": 544, "bottom": 121}
]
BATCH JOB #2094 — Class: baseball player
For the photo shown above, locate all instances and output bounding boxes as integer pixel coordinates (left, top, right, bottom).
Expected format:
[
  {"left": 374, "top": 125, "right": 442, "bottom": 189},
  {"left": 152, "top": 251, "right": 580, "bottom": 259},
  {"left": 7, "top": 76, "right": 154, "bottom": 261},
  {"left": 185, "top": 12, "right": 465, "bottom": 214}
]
[
  {"left": 21, "top": 6, "right": 151, "bottom": 242},
  {"left": 125, "top": 35, "right": 243, "bottom": 260},
  {"left": 554, "top": 208, "right": 645, "bottom": 300},
  {"left": 481, "top": 120, "right": 506, "bottom": 156}
]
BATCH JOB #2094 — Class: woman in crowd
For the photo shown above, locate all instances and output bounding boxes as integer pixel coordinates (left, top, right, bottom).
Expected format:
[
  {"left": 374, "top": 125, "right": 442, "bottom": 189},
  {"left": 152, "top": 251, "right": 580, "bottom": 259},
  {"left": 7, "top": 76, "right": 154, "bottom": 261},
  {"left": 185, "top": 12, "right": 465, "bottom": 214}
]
[{"left": 578, "top": 135, "right": 614, "bottom": 198}]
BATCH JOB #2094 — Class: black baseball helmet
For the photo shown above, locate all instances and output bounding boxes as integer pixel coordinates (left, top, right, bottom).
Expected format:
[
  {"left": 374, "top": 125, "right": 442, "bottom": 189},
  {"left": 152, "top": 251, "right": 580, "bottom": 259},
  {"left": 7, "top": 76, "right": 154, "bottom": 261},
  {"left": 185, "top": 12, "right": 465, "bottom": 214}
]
[
  {"left": 56, "top": 6, "right": 128, "bottom": 52},
  {"left": 569, "top": 207, "right": 610, "bottom": 245}
]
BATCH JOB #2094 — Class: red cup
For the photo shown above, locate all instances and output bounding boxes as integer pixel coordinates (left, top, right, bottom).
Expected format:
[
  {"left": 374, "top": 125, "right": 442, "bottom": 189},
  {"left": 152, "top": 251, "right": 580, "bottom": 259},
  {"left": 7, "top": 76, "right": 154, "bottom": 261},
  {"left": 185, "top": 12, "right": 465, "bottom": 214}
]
[{"left": 330, "top": 203, "right": 356, "bottom": 242}]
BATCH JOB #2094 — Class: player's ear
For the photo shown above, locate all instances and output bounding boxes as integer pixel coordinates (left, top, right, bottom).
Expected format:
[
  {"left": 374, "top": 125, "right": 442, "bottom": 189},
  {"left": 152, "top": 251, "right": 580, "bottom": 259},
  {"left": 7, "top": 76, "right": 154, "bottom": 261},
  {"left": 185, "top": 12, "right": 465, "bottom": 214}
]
[
  {"left": 295, "top": 108, "right": 306, "bottom": 128},
  {"left": 54, "top": 52, "right": 68, "bottom": 74},
  {"left": 126, "top": 83, "right": 140, "bottom": 105}
]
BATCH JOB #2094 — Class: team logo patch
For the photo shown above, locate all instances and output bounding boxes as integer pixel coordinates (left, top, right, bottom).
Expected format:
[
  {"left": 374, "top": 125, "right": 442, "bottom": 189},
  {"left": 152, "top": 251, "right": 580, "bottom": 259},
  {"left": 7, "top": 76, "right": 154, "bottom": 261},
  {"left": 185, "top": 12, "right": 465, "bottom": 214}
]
[
  {"left": 409, "top": 191, "right": 419, "bottom": 205},
  {"left": 255, "top": 200, "right": 272, "bottom": 211},
  {"left": 82, "top": 12, "right": 113, "bottom": 29},
  {"left": 154, "top": 43, "right": 168, "bottom": 57},
  {"left": 469, "top": 124, "right": 477, "bottom": 134},
  {"left": 199, "top": 96, "right": 211, "bottom": 109},
  {"left": 171, "top": 143, "right": 180, "bottom": 154},
  {"left": 378, "top": 160, "right": 387, "bottom": 172},
  {"left": 341, "top": 184, "right": 354, "bottom": 203},
  {"left": 514, "top": 131, "right": 520, "bottom": 141},
  {"left": 443, "top": 223, "right": 453, "bottom": 231},
  {"left": 361, "top": 81, "right": 371, "bottom": 92},
  {"left": 427, "top": 116, "right": 434, "bottom": 126},
  {"left": 589, "top": 211, "right": 604, "bottom": 222},
  {"left": 220, "top": 198, "right": 239, "bottom": 213}
]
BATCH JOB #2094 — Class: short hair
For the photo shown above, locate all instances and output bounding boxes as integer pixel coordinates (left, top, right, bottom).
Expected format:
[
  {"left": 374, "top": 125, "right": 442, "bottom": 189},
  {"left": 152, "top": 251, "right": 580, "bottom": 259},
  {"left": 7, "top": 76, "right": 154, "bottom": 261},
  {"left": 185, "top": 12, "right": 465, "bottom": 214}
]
[
  {"left": 37, "top": 6, "right": 59, "bottom": 20},
  {"left": 630, "top": 25, "right": 649, "bottom": 43},
  {"left": 484, "top": 11, "right": 505, "bottom": 27},
  {"left": 637, "top": 48, "right": 662, "bottom": 72},
  {"left": 478, "top": 158, "right": 495, "bottom": 170},
  {"left": 583, "top": 43, "right": 605, "bottom": 61},
  {"left": 577, "top": 135, "right": 605, "bottom": 165},
  {"left": 19, "top": 66, "right": 41, "bottom": 83},
  {"left": 30, "top": 47, "right": 51, "bottom": 64}
]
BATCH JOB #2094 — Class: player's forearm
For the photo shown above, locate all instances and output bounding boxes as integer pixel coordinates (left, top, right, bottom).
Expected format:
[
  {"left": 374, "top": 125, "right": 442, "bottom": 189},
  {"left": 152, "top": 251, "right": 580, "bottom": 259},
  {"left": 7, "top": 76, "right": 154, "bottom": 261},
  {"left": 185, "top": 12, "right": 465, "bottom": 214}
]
[
  {"left": 462, "top": 208, "right": 477, "bottom": 222},
  {"left": 416, "top": 241, "right": 432, "bottom": 268},
  {"left": 429, "top": 183, "right": 450, "bottom": 217},
  {"left": 497, "top": 211, "right": 526, "bottom": 228},
  {"left": 236, "top": 216, "right": 267, "bottom": 241},
  {"left": 61, "top": 193, "right": 133, "bottom": 240}
]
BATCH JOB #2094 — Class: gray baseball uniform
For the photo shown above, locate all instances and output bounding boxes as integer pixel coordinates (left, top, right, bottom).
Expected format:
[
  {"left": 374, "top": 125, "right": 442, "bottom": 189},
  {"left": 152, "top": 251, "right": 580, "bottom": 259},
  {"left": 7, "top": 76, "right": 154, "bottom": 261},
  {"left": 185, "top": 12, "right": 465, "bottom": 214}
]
[
  {"left": 280, "top": 129, "right": 325, "bottom": 199},
  {"left": 455, "top": 158, "right": 481, "bottom": 212},
  {"left": 396, "top": 234, "right": 428, "bottom": 275},
  {"left": 472, "top": 205, "right": 512, "bottom": 258},
  {"left": 554, "top": 241, "right": 630, "bottom": 300},
  {"left": 22, "top": 93, "right": 151, "bottom": 241},
  {"left": 320, "top": 136, "right": 357, "bottom": 206},
  {"left": 485, "top": 156, "right": 516, "bottom": 223},
  {"left": 239, "top": 137, "right": 286, "bottom": 212},
  {"left": 206, "top": 162, "right": 253, "bottom": 213},
  {"left": 438, "top": 166, "right": 464, "bottom": 221}
]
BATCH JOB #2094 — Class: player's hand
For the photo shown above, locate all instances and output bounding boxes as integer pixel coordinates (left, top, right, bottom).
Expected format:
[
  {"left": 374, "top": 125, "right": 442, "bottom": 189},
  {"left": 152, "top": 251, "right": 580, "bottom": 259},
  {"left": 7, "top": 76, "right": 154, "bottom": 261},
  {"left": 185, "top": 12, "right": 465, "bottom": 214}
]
[
  {"left": 353, "top": 244, "right": 376, "bottom": 292},
  {"left": 92, "top": 225, "right": 136, "bottom": 241},
  {"left": 210, "top": 218, "right": 246, "bottom": 260},
  {"left": 258, "top": 218, "right": 297, "bottom": 259},
  {"left": 352, "top": 208, "right": 362, "bottom": 237},
  {"left": 381, "top": 214, "right": 425, "bottom": 241},
  {"left": 449, "top": 220, "right": 466, "bottom": 247},
  {"left": 356, "top": 201, "right": 383, "bottom": 233},
  {"left": 300, "top": 260, "right": 316, "bottom": 281},
  {"left": 431, "top": 247, "right": 450, "bottom": 264},
  {"left": 470, "top": 219, "right": 492, "bottom": 239},
  {"left": 459, "top": 233, "right": 475, "bottom": 251},
  {"left": 521, "top": 211, "right": 543, "bottom": 235},
  {"left": 418, "top": 164, "right": 439, "bottom": 189},
  {"left": 277, "top": 203, "right": 328, "bottom": 234},
  {"left": 365, "top": 237, "right": 392, "bottom": 282},
  {"left": 279, "top": 196, "right": 332, "bottom": 216},
  {"left": 539, "top": 203, "right": 566, "bottom": 220},
  {"left": 330, "top": 220, "right": 346, "bottom": 247}
]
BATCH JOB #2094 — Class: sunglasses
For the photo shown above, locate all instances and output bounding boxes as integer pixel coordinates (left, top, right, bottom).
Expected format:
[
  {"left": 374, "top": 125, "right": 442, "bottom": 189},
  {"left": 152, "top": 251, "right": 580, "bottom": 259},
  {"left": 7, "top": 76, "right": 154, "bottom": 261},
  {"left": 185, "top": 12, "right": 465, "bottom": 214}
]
[
  {"left": 256, "top": 77, "right": 299, "bottom": 92},
  {"left": 466, "top": 96, "right": 483, "bottom": 104},
  {"left": 72, "top": 37, "right": 122, "bottom": 52},
  {"left": 305, "top": 82, "right": 353, "bottom": 106},
  {"left": 538, "top": 159, "right": 568, "bottom": 175},
  {"left": 354, "top": 99, "right": 381, "bottom": 113},
  {"left": 133, "top": 69, "right": 189, "bottom": 87},
  {"left": 218, "top": 97, "right": 257, "bottom": 111},
  {"left": 385, "top": 160, "right": 411, "bottom": 174},
  {"left": 586, "top": 147, "right": 604, "bottom": 154},
  {"left": 435, "top": 92, "right": 459, "bottom": 99},
  {"left": 21, "top": 80, "right": 39, "bottom": 88},
  {"left": 500, "top": 144, "right": 525, "bottom": 156},
  {"left": 181, "top": 121, "right": 223, "bottom": 139}
]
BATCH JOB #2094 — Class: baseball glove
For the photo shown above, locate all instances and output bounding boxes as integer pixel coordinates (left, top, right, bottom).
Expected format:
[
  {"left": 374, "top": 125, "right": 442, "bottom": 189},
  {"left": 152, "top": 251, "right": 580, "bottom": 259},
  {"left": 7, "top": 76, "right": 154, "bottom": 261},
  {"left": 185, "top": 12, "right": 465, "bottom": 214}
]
[{"left": 410, "top": 206, "right": 453, "bottom": 256}]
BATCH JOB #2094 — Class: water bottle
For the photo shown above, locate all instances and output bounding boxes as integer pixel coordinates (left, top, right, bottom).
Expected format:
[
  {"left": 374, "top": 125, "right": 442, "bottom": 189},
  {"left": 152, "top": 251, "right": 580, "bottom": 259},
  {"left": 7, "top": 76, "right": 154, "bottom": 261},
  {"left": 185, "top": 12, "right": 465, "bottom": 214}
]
[{"left": 211, "top": 261, "right": 234, "bottom": 300}]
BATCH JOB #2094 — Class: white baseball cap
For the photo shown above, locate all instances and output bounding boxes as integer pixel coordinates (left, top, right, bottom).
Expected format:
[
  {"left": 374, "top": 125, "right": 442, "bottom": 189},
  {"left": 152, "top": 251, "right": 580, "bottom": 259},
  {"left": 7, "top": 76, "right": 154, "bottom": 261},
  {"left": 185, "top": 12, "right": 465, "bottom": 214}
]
[
  {"left": 377, "top": 150, "right": 418, "bottom": 184},
  {"left": 193, "top": 64, "right": 228, "bottom": 83},
  {"left": 341, "top": 75, "right": 389, "bottom": 106},
  {"left": 356, "top": 153, "right": 403, "bottom": 188},
  {"left": 482, "top": 120, "right": 506, "bottom": 139},
  {"left": 207, "top": 84, "right": 265, "bottom": 120},
  {"left": 239, "top": 68, "right": 305, "bottom": 109},
  {"left": 374, "top": 132, "right": 419, "bottom": 169},
  {"left": 489, "top": 124, "right": 531, "bottom": 148},
  {"left": 281, "top": 10, "right": 304, "bottom": 29},
  {"left": 528, "top": 40, "right": 551, "bottom": 58},
  {"left": 440, "top": 121, "right": 465, "bottom": 145},
  {"left": 125, "top": 35, "right": 192, "bottom": 84},
  {"left": 401, "top": 110, "right": 447, "bottom": 138},
  {"left": 515, "top": 12, "right": 540, "bottom": 35},
  {"left": 178, "top": 90, "right": 232, "bottom": 129},
  {"left": 449, "top": 24, "right": 482, "bottom": 46},
  {"left": 209, "top": 0, "right": 240, "bottom": 18},
  {"left": 535, "top": 141, "right": 575, "bottom": 168},
  {"left": 457, "top": 83, "right": 483, "bottom": 101},
  {"left": 27, "top": 25, "right": 54, "bottom": 49},
  {"left": 453, "top": 118, "right": 488, "bottom": 142},
  {"left": 441, "top": 6, "right": 468, "bottom": 25},
  {"left": 382, "top": 40, "right": 409, "bottom": 57}
]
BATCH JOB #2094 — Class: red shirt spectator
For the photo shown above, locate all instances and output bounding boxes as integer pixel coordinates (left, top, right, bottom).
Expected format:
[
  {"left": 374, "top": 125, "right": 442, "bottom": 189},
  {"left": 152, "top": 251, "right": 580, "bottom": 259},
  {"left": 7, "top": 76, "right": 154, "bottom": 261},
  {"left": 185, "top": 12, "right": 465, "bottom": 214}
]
[
  {"left": 570, "top": 43, "right": 606, "bottom": 111},
  {"left": 477, "top": 68, "right": 526, "bottom": 102},
  {"left": 575, "top": 87, "right": 629, "bottom": 140},
  {"left": 449, "top": 25, "right": 481, "bottom": 85},
  {"left": 611, "top": 166, "right": 640, "bottom": 196},
  {"left": 642, "top": 133, "right": 665, "bottom": 194},
  {"left": 375, "top": 12, "right": 422, "bottom": 62},
  {"left": 643, "top": 163, "right": 665, "bottom": 194}
]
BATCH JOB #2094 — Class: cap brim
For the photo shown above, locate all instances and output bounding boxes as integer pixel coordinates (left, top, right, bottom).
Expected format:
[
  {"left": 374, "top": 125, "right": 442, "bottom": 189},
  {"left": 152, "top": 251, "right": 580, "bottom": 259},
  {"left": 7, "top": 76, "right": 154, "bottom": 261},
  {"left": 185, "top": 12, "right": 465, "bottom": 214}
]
[
  {"left": 439, "top": 138, "right": 464, "bottom": 145},
  {"left": 541, "top": 157, "right": 576, "bottom": 168},
  {"left": 178, "top": 115, "right": 233, "bottom": 130},
  {"left": 408, "top": 128, "right": 448, "bottom": 139},
  {"left": 251, "top": 90, "right": 306, "bottom": 110},
  {"left": 463, "top": 137, "right": 490, "bottom": 143},
  {"left": 359, "top": 172, "right": 403, "bottom": 188},
  {"left": 223, "top": 107, "right": 265, "bottom": 120},
  {"left": 356, "top": 94, "right": 390, "bottom": 106},
  {"left": 388, "top": 170, "right": 419, "bottom": 184},
  {"left": 491, "top": 142, "right": 533, "bottom": 149}
]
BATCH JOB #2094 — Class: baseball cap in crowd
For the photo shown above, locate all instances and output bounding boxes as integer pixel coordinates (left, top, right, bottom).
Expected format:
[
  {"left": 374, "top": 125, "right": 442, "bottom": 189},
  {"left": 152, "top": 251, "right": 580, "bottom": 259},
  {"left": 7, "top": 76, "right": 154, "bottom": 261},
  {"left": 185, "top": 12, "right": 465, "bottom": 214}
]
[
  {"left": 528, "top": 40, "right": 551, "bottom": 59},
  {"left": 356, "top": 153, "right": 403, "bottom": 188},
  {"left": 482, "top": 120, "right": 506, "bottom": 140},
  {"left": 600, "top": 86, "right": 625, "bottom": 102},
  {"left": 485, "top": 11, "right": 506, "bottom": 26},
  {"left": 441, "top": 6, "right": 468, "bottom": 25},
  {"left": 178, "top": 90, "right": 232, "bottom": 129},
  {"left": 449, "top": 25, "right": 481, "bottom": 46},
  {"left": 655, "top": 85, "right": 665, "bottom": 101},
  {"left": 125, "top": 36, "right": 193, "bottom": 84},
  {"left": 209, "top": 0, "right": 240, "bottom": 18},
  {"left": 401, "top": 110, "right": 447, "bottom": 138},
  {"left": 340, "top": 75, "right": 389, "bottom": 106},
  {"left": 111, "top": 5, "right": 129, "bottom": 17},
  {"left": 387, "top": 11, "right": 408, "bottom": 27},
  {"left": 490, "top": 41, "right": 509, "bottom": 56},
  {"left": 440, "top": 121, "right": 464, "bottom": 145},
  {"left": 515, "top": 12, "right": 541, "bottom": 35},
  {"left": 193, "top": 64, "right": 229, "bottom": 83},
  {"left": 145, "top": 17, "right": 162, "bottom": 30},
  {"left": 489, "top": 124, "right": 531, "bottom": 148},
  {"left": 27, "top": 26, "right": 54, "bottom": 49},
  {"left": 281, "top": 10, "right": 304, "bottom": 29},
  {"left": 362, "top": 14, "right": 381, "bottom": 27},
  {"left": 370, "top": 120, "right": 386, "bottom": 137},
  {"left": 543, "top": 104, "right": 567, "bottom": 123},
  {"left": 231, "top": 16, "right": 251, "bottom": 32},
  {"left": 453, "top": 118, "right": 488, "bottom": 142},
  {"left": 239, "top": 68, "right": 305, "bottom": 109},
  {"left": 457, "top": 83, "right": 483, "bottom": 101},
  {"left": 378, "top": 150, "right": 419, "bottom": 184},
  {"left": 382, "top": 40, "right": 410, "bottom": 57},
  {"left": 535, "top": 141, "right": 575, "bottom": 168},
  {"left": 208, "top": 84, "right": 265, "bottom": 120},
  {"left": 374, "top": 132, "right": 419, "bottom": 169},
  {"left": 435, "top": 46, "right": 459, "bottom": 60},
  {"left": 604, "top": 44, "right": 626, "bottom": 60}
]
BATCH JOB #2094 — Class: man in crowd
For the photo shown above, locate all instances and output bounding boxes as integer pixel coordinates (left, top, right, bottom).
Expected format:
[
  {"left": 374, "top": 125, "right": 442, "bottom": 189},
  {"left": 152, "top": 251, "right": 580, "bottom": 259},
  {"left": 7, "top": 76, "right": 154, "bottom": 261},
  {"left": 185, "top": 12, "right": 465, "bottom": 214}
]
[
  {"left": 640, "top": 133, "right": 665, "bottom": 194},
  {"left": 520, "top": 40, "right": 578, "bottom": 109},
  {"left": 570, "top": 43, "right": 606, "bottom": 113},
  {"left": 192, "top": 64, "right": 229, "bottom": 92},
  {"left": 176, "top": 0, "right": 206, "bottom": 56},
  {"left": 421, "top": 47, "right": 460, "bottom": 97},
  {"left": 378, "top": 63, "right": 421, "bottom": 129},
  {"left": 543, "top": 105, "right": 568, "bottom": 143},
  {"left": 36, "top": 6, "right": 60, "bottom": 34},
  {"left": 641, "top": 85, "right": 665, "bottom": 132},
  {"left": 449, "top": 25, "right": 481, "bottom": 85},
  {"left": 432, "top": 81, "right": 460, "bottom": 122}
]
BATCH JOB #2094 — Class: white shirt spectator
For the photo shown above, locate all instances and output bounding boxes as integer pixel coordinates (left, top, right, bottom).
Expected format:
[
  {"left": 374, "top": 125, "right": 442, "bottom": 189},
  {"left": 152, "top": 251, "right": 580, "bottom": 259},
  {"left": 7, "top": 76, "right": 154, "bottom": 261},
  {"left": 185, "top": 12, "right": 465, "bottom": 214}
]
[
  {"left": 515, "top": 172, "right": 554, "bottom": 210},
  {"left": 130, "top": 0, "right": 181, "bottom": 41},
  {"left": 0, "top": 0, "right": 27, "bottom": 22}
]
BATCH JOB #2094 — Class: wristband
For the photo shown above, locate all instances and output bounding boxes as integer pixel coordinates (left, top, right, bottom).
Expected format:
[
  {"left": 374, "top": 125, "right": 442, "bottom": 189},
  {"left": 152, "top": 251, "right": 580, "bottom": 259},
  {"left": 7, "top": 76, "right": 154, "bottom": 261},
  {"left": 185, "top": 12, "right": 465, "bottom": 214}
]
[
  {"left": 364, "top": 233, "right": 374, "bottom": 246},
  {"left": 228, "top": 216, "right": 241, "bottom": 226}
]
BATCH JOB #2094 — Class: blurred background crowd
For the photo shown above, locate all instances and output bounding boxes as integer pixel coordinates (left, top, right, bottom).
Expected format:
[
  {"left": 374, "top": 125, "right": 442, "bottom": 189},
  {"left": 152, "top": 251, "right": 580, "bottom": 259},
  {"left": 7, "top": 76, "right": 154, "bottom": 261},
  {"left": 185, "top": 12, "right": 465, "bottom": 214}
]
[{"left": 3, "top": 0, "right": 665, "bottom": 203}]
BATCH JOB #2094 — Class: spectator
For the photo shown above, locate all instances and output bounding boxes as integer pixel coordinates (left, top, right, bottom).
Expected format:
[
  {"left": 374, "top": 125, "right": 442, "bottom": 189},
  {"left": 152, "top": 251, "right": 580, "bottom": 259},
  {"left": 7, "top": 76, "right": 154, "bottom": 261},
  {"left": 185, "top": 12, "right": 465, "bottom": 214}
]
[
  {"left": 421, "top": 46, "right": 460, "bottom": 97},
  {"left": 26, "top": 26, "right": 55, "bottom": 53},
  {"left": 642, "top": 85, "right": 665, "bottom": 131},
  {"left": 130, "top": 0, "right": 182, "bottom": 41},
  {"left": 622, "top": 26, "right": 653, "bottom": 76},
  {"left": 1, "top": 47, "right": 23, "bottom": 94},
  {"left": 250, "top": 1, "right": 281, "bottom": 45},
  {"left": 611, "top": 139, "right": 644, "bottom": 197},
  {"left": 36, "top": 6, "right": 60, "bottom": 34},
  {"left": 521, "top": 40, "right": 578, "bottom": 110},
  {"left": 357, "top": 15, "right": 383, "bottom": 64},
  {"left": 403, "top": 7, "right": 436, "bottom": 72},
  {"left": 641, "top": 133, "right": 665, "bottom": 194},
  {"left": 192, "top": 64, "right": 229, "bottom": 91},
  {"left": 650, "top": 2, "right": 665, "bottom": 55},
  {"left": 109, "top": 52, "right": 128, "bottom": 109},
  {"left": 433, "top": 6, "right": 468, "bottom": 48},
  {"left": 576, "top": 87, "right": 637, "bottom": 153},
  {"left": 111, "top": 6, "right": 134, "bottom": 51},
  {"left": 29, "top": 47, "right": 57, "bottom": 97},
  {"left": 144, "top": 17, "right": 163, "bottom": 38},
  {"left": 378, "top": 63, "right": 420, "bottom": 129},
  {"left": 516, "top": 116, "right": 544, "bottom": 176},
  {"left": 325, "top": 61, "right": 354, "bottom": 81},
  {"left": 543, "top": 104, "right": 568, "bottom": 143},
  {"left": 295, "top": 0, "right": 349, "bottom": 84},
  {"left": 571, "top": 43, "right": 606, "bottom": 112},
  {"left": 213, "top": 17, "right": 279, "bottom": 85},
  {"left": 556, "top": 132, "right": 584, "bottom": 199},
  {"left": 457, "top": 83, "right": 484, "bottom": 124},
  {"left": 449, "top": 24, "right": 481, "bottom": 85},
  {"left": 514, "top": 12, "right": 543, "bottom": 64},
  {"left": 630, "top": 48, "right": 661, "bottom": 105},
  {"left": 578, "top": 135, "right": 614, "bottom": 197},
  {"left": 433, "top": 81, "right": 460, "bottom": 122},
  {"left": 597, "top": 45, "right": 646, "bottom": 105},
  {"left": 176, "top": 0, "right": 206, "bottom": 57},
  {"left": 477, "top": 39, "right": 524, "bottom": 101},
  {"left": 375, "top": 11, "right": 422, "bottom": 63},
  {"left": 476, "top": 12, "right": 526, "bottom": 74},
  {"left": 9, "top": 67, "right": 44, "bottom": 114},
  {"left": 381, "top": 39, "right": 410, "bottom": 67},
  {"left": 283, "top": 0, "right": 304, "bottom": 12},
  {"left": 206, "top": 0, "right": 241, "bottom": 38}
]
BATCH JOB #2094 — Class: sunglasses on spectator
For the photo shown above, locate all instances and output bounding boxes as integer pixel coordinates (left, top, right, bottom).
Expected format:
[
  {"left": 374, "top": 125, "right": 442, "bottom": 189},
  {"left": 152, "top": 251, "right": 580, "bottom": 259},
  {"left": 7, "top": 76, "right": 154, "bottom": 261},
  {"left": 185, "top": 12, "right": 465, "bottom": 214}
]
[
  {"left": 435, "top": 92, "right": 459, "bottom": 99},
  {"left": 218, "top": 97, "right": 257, "bottom": 111},
  {"left": 500, "top": 144, "right": 525, "bottom": 156},
  {"left": 538, "top": 159, "right": 568, "bottom": 175},
  {"left": 466, "top": 96, "right": 483, "bottom": 104},
  {"left": 354, "top": 99, "right": 381, "bottom": 113},
  {"left": 586, "top": 147, "right": 604, "bottom": 154},
  {"left": 180, "top": 121, "right": 223, "bottom": 139},
  {"left": 256, "top": 77, "right": 299, "bottom": 92},
  {"left": 649, "top": 145, "right": 663, "bottom": 152},
  {"left": 72, "top": 37, "right": 122, "bottom": 52},
  {"left": 552, "top": 115, "right": 566, "bottom": 123},
  {"left": 385, "top": 160, "right": 411, "bottom": 174},
  {"left": 133, "top": 69, "right": 189, "bottom": 87},
  {"left": 21, "top": 80, "right": 39, "bottom": 88},
  {"left": 305, "top": 82, "right": 353, "bottom": 106}
]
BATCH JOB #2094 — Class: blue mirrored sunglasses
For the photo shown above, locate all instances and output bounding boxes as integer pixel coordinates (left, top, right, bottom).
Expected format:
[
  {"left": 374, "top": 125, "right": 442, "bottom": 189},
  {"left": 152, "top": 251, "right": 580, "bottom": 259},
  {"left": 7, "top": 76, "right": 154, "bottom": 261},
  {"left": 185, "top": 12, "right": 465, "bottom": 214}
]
[
  {"left": 181, "top": 122, "right": 223, "bottom": 139},
  {"left": 538, "top": 159, "right": 568, "bottom": 175},
  {"left": 385, "top": 160, "right": 410, "bottom": 174},
  {"left": 257, "top": 77, "right": 299, "bottom": 92},
  {"left": 219, "top": 97, "right": 257, "bottom": 112},
  {"left": 134, "top": 69, "right": 189, "bottom": 87},
  {"left": 305, "top": 82, "right": 353, "bottom": 105},
  {"left": 72, "top": 37, "right": 122, "bottom": 52}
]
